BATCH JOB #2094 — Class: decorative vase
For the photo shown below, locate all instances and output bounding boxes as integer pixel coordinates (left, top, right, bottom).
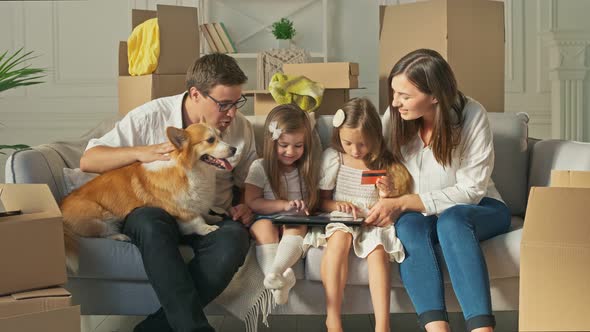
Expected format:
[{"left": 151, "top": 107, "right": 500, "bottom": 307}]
[{"left": 277, "top": 39, "right": 293, "bottom": 49}]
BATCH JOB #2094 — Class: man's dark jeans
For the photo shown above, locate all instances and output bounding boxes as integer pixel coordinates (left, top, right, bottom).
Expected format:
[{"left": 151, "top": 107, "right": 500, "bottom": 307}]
[{"left": 123, "top": 207, "right": 250, "bottom": 332}]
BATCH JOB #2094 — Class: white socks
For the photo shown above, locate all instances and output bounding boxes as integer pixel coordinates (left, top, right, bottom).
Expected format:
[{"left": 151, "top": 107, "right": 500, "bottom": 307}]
[{"left": 256, "top": 235, "right": 304, "bottom": 305}]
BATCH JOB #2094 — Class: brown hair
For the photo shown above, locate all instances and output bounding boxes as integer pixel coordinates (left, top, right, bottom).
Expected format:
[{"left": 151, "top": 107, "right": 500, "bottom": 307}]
[
  {"left": 331, "top": 97, "right": 399, "bottom": 171},
  {"left": 387, "top": 48, "right": 465, "bottom": 167},
  {"left": 262, "top": 104, "right": 320, "bottom": 212},
  {"left": 185, "top": 53, "right": 247, "bottom": 94}
]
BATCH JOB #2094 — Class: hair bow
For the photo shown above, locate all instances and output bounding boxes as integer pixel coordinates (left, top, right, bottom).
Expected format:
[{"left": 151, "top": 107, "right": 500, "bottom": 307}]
[{"left": 268, "top": 121, "right": 282, "bottom": 140}]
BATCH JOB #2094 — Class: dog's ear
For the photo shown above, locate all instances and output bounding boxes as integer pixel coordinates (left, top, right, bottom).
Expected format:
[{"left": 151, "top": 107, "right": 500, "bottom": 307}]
[{"left": 166, "top": 127, "right": 188, "bottom": 150}]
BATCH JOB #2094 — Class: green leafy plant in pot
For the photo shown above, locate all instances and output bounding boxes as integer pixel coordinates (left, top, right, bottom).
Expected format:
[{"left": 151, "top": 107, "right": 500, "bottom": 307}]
[
  {"left": 0, "top": 48, "right": 46, "bottom": 155},
  {"left": 271, "top": 17, "right": 296, "bottom": 48}
]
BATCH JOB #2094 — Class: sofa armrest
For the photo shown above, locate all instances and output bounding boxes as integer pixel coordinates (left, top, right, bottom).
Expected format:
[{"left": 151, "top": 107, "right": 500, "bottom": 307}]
[
  {"left": 528, "top": 139, "right": 590, "bottom": 189},
  {"left": 5, "top": 147, "right": 70, "bottom": 203}
]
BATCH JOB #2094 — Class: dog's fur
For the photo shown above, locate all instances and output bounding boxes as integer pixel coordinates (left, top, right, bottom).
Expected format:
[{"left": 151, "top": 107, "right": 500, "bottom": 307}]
[{"left": 61, "top": 123, "right": 236, "bottom": 272}]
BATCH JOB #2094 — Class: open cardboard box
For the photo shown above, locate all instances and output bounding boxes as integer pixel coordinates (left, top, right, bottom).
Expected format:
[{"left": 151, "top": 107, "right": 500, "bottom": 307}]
[
  {"left": 0, "top": 184, "right": 67, "bottom": 296},
  {"left": 0, "top": 287, "right": 80, "bottom": 332},
  {"left": 379, "top": 0, "right": 504, "bottom": 113},
  {"left": 519, "top": 170, "right": 590, "bottom": 331},
  {"left": 244, "top": 89, "right": 351, "bottom": 116},
  {"left": 118, "top": 4, "right": 199, "bottom": 115},
  {"left": 282, "top": 62, "right": 359, "bottom": 89}
]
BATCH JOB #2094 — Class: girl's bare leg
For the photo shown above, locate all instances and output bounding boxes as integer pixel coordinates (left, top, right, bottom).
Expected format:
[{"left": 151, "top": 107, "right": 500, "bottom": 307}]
[{"left": 321, "top": 231, "right": 352, "bottom": 332}]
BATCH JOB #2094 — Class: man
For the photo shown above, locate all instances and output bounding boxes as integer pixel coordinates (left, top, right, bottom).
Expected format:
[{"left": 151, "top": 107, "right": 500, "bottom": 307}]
[{"left": 81, "top": 53, "right": 257, "bottom": 332}]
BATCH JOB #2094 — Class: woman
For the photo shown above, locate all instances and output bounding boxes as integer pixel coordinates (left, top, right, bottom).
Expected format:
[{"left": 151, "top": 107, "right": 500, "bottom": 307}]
[{"left": 365, "top": 49, "right": 511, "bottom": 332}]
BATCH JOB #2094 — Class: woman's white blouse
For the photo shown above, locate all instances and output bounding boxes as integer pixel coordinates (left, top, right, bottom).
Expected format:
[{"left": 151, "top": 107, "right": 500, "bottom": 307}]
[{"left": 382, "top": 98, "right": 504, "bottom": 216}]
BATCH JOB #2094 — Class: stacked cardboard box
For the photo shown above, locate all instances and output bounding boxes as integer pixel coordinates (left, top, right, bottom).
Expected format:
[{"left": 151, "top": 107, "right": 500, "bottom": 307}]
[
  {"left": 247, "top": 62, "right": 360, "bottom": 116},
  {"left": 118, "top": 5, "right": 200, "bottom": 116},
  {"left": 0, "top": 184, "right": 80, "bottom": 332},
  {"left": 519, "top": 170, "right": 590, "bottom": 331},
  {"left": 379, "top": 0, "right": 504, "bottom": 113}
]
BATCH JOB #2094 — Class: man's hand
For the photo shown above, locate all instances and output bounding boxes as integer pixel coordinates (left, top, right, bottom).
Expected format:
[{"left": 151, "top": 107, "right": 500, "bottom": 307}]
[
  {"left": 284, "top": 200, "right": 309, "bottom": 215},
  {"left": 135, "top": 142, "right": 175, "bottom": 163},
  {"left": 365, "top": 198, "right": 402, "bottom": 227},
  {"left": 230, "top": 203, "right": 254, "bottom": 226}
]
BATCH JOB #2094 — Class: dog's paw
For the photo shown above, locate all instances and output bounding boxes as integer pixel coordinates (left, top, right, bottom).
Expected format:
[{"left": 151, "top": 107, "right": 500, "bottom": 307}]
[
  {"left": 195, "top": 224, "right": 219, "bottom": 235},
  {"left": 108, "top": 233, "right": 131, "bottom": 242}
]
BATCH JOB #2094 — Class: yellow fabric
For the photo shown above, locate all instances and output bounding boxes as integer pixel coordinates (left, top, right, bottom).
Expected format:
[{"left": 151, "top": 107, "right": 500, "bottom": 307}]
[
  {"left": 127, "top": 18, "right": 160, "bottom": 76},
  {"left": 268, "top": 73, "right": 324, "bottom": 112}
]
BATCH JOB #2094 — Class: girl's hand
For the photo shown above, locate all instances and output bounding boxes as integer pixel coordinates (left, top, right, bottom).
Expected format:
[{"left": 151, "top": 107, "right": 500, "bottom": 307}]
[
  {"left": 365, "top": 198, "right": 402, "bottom": 227},
  {"left": 335, "top": 201, "right": 359, "bottom": 219},
  {"left": 376, "top": 176, "right": 397, "bottom": 198},
  {"left": 284, "top": 200, "right": 309, "bottom": 215}
]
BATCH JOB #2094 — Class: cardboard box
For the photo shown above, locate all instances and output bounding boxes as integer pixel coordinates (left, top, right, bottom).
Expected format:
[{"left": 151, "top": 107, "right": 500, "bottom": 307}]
[
  {"left": 245, "top": 89, "right": 350, "bottom": 116},
  {"left": 118, "top": 5, "right": 199, "bottom": 115},
  {"left": 550, "top": 170, "right": 590, "bottom": 187},
  {"left": 282, "top": 62, "right": 359, "bottom": 89},
  {"left": 379, "top": 0, "right": 504, "bottom": 113},
  {"left": 128, "top": 4, "right": 199, "bottom": 75},
  {"left": 519, "top": 170, "right": 590, "bottom": 331},
  {"left": 118, "top": 41, "right": 187, "bottom": 116},
  {"left": 0, "top": 287, "right": 80, "bottom": 332},
  {"left": 0, "top": 184, "right": 67, "bottom": 296}
]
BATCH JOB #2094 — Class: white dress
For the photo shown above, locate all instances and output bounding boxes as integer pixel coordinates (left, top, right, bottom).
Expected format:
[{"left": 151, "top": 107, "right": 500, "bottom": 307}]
[{"left": 303, "top": 148, "right": 405, "bottom": 263}]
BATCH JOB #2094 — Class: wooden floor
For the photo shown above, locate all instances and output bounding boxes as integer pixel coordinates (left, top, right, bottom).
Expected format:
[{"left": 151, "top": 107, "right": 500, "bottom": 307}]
[{"left": 81, "top": 312, "right": 518, "bottom": 332}]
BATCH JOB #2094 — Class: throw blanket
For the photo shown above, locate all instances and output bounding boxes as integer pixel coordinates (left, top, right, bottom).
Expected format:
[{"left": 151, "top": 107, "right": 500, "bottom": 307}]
[
  {"left": 269, "top": 73, "right": 325, "bottom": 112},
  {"left": 214, "top": 243, "right": 276, "bottom": 332}
]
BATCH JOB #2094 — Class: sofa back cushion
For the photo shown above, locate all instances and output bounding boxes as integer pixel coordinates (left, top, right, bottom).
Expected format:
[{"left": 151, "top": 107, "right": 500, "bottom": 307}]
[{"left": 487, "top": 112, "right": 530, "bottom": 216}]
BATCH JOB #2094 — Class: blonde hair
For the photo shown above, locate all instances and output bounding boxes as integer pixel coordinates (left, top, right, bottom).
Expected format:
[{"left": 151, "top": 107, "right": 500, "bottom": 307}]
[
  {"left": 262, "top": 104, "right": 320, "bottom": 212},
  {"left": 331, "top": 97, "right": 399, "bottom": 171}
]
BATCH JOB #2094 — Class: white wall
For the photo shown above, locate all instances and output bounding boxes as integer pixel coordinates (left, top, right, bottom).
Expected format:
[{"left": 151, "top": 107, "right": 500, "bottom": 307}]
[{"left": 1, "top": 0, "right": 589, "bottom": 182}]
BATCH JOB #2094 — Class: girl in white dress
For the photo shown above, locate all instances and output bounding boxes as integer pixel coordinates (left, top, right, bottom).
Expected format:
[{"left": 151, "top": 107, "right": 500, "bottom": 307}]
[
  {"left": 304, "top": 97, "right": 411, "bottom": 332},
  {"left": 245, "top": 104, "right": 320, "bottom": 305}
]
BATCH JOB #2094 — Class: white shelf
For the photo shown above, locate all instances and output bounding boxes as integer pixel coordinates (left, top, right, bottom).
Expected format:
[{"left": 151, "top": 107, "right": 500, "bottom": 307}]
[{"left": 200, "top": 52, "right": 326, "bottom": 59}]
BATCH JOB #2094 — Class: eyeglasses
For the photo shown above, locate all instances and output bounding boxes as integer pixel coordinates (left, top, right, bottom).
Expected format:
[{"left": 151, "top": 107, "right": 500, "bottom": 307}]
[{"left": 204, "top": 93, "right": 247, "bottom": 113}]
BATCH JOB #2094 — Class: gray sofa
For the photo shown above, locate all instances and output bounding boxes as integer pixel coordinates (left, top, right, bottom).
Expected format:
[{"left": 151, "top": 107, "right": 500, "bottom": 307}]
[{"left": 6, "top": 112, "right": 590, "bottom": 323}]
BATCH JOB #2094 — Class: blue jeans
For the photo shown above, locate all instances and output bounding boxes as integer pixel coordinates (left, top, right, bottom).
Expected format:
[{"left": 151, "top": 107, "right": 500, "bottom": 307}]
[
  {"left": 396, "top": 197, "right": 511, "bottom": 331},
  {"left": 123, "top": 207, "right": 250, "bottom": 332}
]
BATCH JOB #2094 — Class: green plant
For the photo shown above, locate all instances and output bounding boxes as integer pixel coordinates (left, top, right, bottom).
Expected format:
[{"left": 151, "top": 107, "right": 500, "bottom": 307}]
[
  {"left": 0, "top": 48, "right": 45, "bottom": 154},
  {"left": 0, "top": 48, "right": 46, "bottom": 93},
  {"left": 271, "top": 18, "right": 296, "bottom": 40}
]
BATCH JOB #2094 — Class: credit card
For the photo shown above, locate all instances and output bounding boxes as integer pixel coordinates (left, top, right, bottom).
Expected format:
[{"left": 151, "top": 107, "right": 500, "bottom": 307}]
[{"left": 360, "top": 170, "right": 386, "bottom": 185}]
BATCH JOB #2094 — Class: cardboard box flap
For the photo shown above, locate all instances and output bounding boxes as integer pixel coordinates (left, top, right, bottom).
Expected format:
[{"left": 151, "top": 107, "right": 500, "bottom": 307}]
[
  {"left": 522, "top": 187, "right": 590, "bottom": 247},
  {"left": 11, "top": 288, "right": 70, "bottom": 301},
  {"left": 0, "top": 184, "right": 60, "bottom": 218},
  {"left": 551, "top": 170, "right": 590, "bottom": 188},
  {"left": 131, "top": 9, "right": 156, "bottom": 29},
  {"left": 155, "top": 4, "right": 199, "bottom": 74},
  {"left": 118, "top": 41, "right": 128, "bottom": 76},
  {"left": 348, "top": 62, "right": 359, "bottom": 75}
]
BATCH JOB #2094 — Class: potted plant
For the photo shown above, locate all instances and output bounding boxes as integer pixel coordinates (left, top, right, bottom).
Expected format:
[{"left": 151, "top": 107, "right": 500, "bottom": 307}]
[
  {"left": 0, "top": 48, "right": 46, "bottom": 154},
  {"left": 271, "top": 17, "right": 296, "bottom": 48}
]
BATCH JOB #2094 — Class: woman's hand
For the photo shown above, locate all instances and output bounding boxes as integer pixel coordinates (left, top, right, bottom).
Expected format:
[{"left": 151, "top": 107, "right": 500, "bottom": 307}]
[
  {"left": 284, "top": 200, "right": 309, "bottom": 215},
  {"left": 365, "top": 198, "right": 403, "bottom": 227},
  {"left": 335, "top": 201, "right": 359, "bottom": 219},
  {"left": 376, "top": 176, "right": 398, "bottom": 198}
]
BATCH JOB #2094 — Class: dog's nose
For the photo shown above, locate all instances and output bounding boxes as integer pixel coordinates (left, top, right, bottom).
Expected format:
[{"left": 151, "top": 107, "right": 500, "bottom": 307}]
[{"left": 229, "top": 146, "right": 237, "bottom": 156}]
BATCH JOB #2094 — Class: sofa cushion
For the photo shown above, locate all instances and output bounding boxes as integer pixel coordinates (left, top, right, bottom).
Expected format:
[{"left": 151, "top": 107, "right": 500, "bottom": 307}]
[
  {"left": 73, "top": 239, "right": 305, "bottom": 281},
  {"left": 304, "top": 216, "right": 523, "bottom": 286},
  {"left": 528, "top": 139, "right": 590, "bottom": 188},
  {"left": 487, "top": 112, "right": 530, "bottom": 216}
]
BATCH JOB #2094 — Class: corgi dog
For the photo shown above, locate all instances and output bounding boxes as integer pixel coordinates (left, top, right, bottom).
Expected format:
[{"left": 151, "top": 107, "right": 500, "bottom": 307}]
[{"left": 61, "top": 123, "right": 235, "bottom": 272}]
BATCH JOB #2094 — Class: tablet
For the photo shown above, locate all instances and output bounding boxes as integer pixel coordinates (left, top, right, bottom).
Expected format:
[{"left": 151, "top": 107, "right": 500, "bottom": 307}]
[{"left": 271, "top": 214, "right": 364, "bottom": 226}]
